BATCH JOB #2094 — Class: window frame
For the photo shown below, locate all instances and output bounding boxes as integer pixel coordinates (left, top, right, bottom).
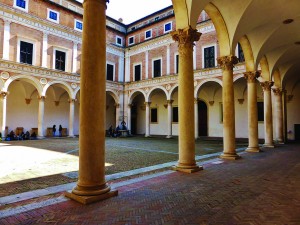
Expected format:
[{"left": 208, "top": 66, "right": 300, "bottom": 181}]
[
  {"left": 116, "top": 36, "right": 122, "bottom": 46},
  {"left": 128, "top": 36, "right": 135, "bottom": 45},
  {"left": 47, "top": 8, "right": 60, "bottom": 23},
  {"left": 164, "top": 21, "right": 172, "bottom": 33},
  {"left": 74, "top": 19, "right": 83, "bottom": 32},
  {"left": 152, "top": 58, "right": 162, "bottom": 78},
  {"left": 202, "top": 44, "right": 217, "bottom": 69},
  {"left": 133, "top": 63, "right": 142, "bottom": 81},
  {"left": 53, "top": 47, "right": 68, "bottom": 71},
  {"left": 106, "top": 62, "right": 115, "bottom": 81},
  {"left": 13, "top": 0, "right": 29, "bottom": 12},
  {"left": 172, "top": 106, "right": 179, "bottom": 123},
  {"left": 145, "top": 29, "right": 152, "bottom": 40},
  {"left": 17, "top": 37, "right": 36, "bottom": 65},
  {"left": 150, "top": 107, "right": 158, "bottom": 124}
]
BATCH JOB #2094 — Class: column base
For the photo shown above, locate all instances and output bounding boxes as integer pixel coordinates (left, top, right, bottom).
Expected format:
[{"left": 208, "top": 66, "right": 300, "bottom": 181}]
[
  {"left": 65, "top": 189, "right": 118, "bottom": 205},
  {"left": 172, "top": 165, "right": 203, "bottom": 173},
  {"left": 145, "top": 135, "right": 151, "bottom": 138},
  {"left": 166, "top": 135, "right": 173, "bottom": 139},
  {"left": 220, "top": 152, "right": 241, "bottom": 160},
  {"left": 246, "top": 146, "right": 262, "bottom": 153},
  {"left": 68, "top": 135, "right": 76, "bottom": 138},
  {"left": 263, "top": 143, "right": 275, "bottom": 148}
]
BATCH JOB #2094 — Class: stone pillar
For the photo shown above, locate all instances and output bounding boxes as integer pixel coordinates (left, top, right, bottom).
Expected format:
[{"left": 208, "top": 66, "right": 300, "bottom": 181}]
[
  {"left": 193, "top": 45, "right": 197, "bottom": 70},
  {"left": 217, "top": 55, "right": 240, "bottom": 159},
  {"left": 145, "top": 50, "right": 149, "bottom": 79},
  {"left": 124, "top": 52, "right": 130, "bottom": 82},
  {"left": 0, "top": 92, "right": 8, "bottom": 137},
  {"left": 38, "top": 96, "right": 45, "bottom": 138},
  {"left": 145, "top": 101, "right": 151, "bottom": 137},
  {"left": 171, "top": 26, "right": 202, "bottom": 173},
  {"left": 65, "top": 0, "right": 117, "bottom": 205},
  {"left": 72, "top": 42, "right": 78, "bottom": 73},
  {"left": 115, "top": 103, "right": 120, "bottom": 128},
  {"left": 194, "top": 98, "right": 199, "bottom": 139},
  {"left": 3, "top": 20, "right": 11, "bottom": 60},
  {"left": 260, "top": 81, "right": 274, "bottom": 147},
  {"left": 166, "top": 100, "right": 173, "bottom": 138},
  {"left": 42, "top": 32, "right": 48, "bottom": 67},
  {"left": 272, "top": 88, "right": 284, "bottom": 143},
  {"left": 118, "top": 55, "right": 124, "bottom": 82},
  {"left": 244, "top": 71, "right": 261, "bottom": 152},
  {"left": 68, "top": 99, "right": 75, "bottom": 137},
  {"left": 166, "top": 44, "right": 170, "bottom": 75},
  {"left": 127, "top": 104, "right": 132, "bottom": 131}
]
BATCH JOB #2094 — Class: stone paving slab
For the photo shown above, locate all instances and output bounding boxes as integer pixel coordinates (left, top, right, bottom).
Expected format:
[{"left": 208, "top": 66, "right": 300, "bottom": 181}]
[{"left": 0, "top": 143, "right": 299, "bottom": 224}]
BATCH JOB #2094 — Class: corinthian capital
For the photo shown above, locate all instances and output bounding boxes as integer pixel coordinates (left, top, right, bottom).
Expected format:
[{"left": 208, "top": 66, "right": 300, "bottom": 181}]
[
  {"left": 244, "top": 71, "right": 260, "bottom": 83},
  {"left": 260, "top": 81, "right": 274, "bottom": 91},
  {"left": 272, "top": 88, "right": 282, "bottom": 96},
  {"left": 217, "top": 55, "right": 238, "bottom": 71}
]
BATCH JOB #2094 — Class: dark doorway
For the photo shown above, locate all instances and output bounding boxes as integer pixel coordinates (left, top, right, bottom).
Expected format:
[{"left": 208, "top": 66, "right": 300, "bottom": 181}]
[
  {"left": 198, "top": 100, "right": 208, "bottom": 136},
  {"left": 131, "top": 104, "right": 137, "bottom": 135},
  {"left": 295, "top": 124, "right": 300, "bottom": 141}
]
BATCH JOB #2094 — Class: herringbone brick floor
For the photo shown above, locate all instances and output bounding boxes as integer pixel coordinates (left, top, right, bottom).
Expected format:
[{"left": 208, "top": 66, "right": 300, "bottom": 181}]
[{"left": 1, "top": 143, "right": 300, "bottom": 224}]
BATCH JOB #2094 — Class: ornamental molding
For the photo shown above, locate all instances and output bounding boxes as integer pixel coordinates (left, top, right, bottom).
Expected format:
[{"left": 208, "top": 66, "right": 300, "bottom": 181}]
[
  {"left": 107, "top": 45, "right": 125, "bottom": 57},
  {"left": 0, "top": 71, "right": 9, "bottom": 79}
]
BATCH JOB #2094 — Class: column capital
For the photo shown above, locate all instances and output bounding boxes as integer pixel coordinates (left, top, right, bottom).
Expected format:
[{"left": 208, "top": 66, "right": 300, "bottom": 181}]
[
  {"left": 260, "top": 81, "right": 274, "bottom": 91},
  {"left": 167, "top": 100, "right": 174, "bottom": 105},
  {"left": 144, "top": 101, "right": 151, "bottom": 106},
  {"left": 114, "top": 103, "right": 120, "bottom": 108},
  {"left": 128, "top": 104, "right": 133, "bottom": 108},
  {"left": 39, "top": 96, "right": 46, "bottom": 100},
  {"left": 217, "top": 55, "right": 238, "bottom": 71},
  {"left": 194, "top": 98, "right": 199, "bottom": 104},
  {"left": 272, "top": 88, "right": 282, "bottom": 96},
  {"left": 4, "top": 19, "right": 11, "bottom": 26},
  {"left": 244, "top": 71, "right": 260, "bottom": 83},
  {"left": 0, "top": 91, "right": 8, "bottom": 98},
  {"left": 73, "top": 41, "right": 79, "bottom": 46},
  {"left": 68, "top": 98, "right": 77, "bottom": 103},
  {"left": 171, "top": 26, "right": 201, "bottom": 56}
]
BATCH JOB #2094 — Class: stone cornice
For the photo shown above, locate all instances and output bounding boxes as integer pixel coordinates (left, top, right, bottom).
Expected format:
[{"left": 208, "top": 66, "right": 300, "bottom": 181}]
[{"left": 107, "top": 45, "right": 125, "bottom": 57}]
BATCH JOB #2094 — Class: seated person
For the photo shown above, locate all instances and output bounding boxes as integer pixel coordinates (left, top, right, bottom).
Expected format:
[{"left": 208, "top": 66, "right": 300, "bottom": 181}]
[
  {"left": 18, "top": 131, "right": 25, "bottom": 140},
  {"left": 121, "top": 121, "right": 127, "bottom": 130},
  {"left": 8, "top": 130, "right": 17, "bottom": 140},
  {"left": 24, "top": 131, "right": 30, "bottom": 140},
  {"left": 30, "top": 131, "right": 37, "bottom": 139},
  {"left": 108, "top": 125, "right": 113, "bottom": 137}
]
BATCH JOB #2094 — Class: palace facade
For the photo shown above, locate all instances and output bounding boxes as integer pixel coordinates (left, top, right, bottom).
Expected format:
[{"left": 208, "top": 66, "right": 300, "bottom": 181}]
[{"left": 0, "top": 0, "right": 299, "bottom": 143}]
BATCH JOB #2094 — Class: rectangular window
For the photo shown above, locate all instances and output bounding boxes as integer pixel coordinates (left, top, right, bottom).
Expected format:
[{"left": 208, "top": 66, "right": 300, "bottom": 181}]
[
  {"left": 20, "top": 41, "right": 33, "bottom": 65},
  {"left": 55, "top": 50, "right": 66, "bottom": 71},
  {"left": 106, "top": 64, "right": 114, "bottom": 81},
  {"left": 16, "top": 0, "right": 26, "bottom": 9},
  {"left": 164, "top": 22, "right": 172, "bottom": 33},
  {"left": 257, "top": 102, "right": 264, "bottom": 122},
  {"left": 153, "top": 59, "right": 161, "bottom": 78},
  {"left": 238, "top": 43, "right": 245, "bottom": 62},
  {"left": 116, "top": 36, "right": 122, "bottom": 46},
  {"left": 128, "top": 36, "right": 134, "bottom": 45},
  {"left": 134, "top": 64, "right": 141, "bottom": 81},
  {"left": 204, "top": 46, "right": 215, "bottom": 68},
  {"left": 151, "top": 108, "right": 158, "bottom": 123},
  {"left": 175, "top": 54, "right": 179, "bottom": 74},
  {"left": 172, "top": 106, "right": 178, "bottom": 123},
  {"left": 74, "top": 20, "right": 83, "bottom": 31},
  {"left": 47, "top": 9, "right": 59, "bottom": 23},
  {"left": 145, "top": 30, "right": 152, "bottom": 39}
]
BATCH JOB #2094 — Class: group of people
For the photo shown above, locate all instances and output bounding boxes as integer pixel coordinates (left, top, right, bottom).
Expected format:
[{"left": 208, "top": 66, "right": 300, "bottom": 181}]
[
  {"left": 52, "top": 125, "right": 63, "bottom": 137},
  {"left": 2, "top": 130, "right": 37, "bottom": 141},
  {"left": 107, "top": 121, "right": 128, "bottom": 138}
]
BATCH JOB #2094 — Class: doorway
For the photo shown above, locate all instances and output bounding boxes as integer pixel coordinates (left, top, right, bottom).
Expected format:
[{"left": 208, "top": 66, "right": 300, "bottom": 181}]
[{"left": 198, "top": 100, "right": 208, "bottom": 136}]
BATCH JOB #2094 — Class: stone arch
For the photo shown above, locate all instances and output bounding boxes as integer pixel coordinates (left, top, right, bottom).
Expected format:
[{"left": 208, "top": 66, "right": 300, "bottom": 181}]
[
  {"left": 4, "top": 75, "right": 43, "bottom": 95},
  {"left": 239, "top": 35, "right": 255, "bottom": 71},
  {"left": 42, "top": 80, "right": 73, "bottom": 99},
  {"left": 233, "top": 74, "right": 245, "bottom": 83},
  {"left": 73, "top": 87, "right": 80, "bottom": 99},
  {"left": 106, "top": 89, "right": 119, "bottom": 104},
  {"left": 195, "top": 78, "right": 223, "bottom": 98},
  {"left": 272, "top": 69, "right": 282, "bottom": 88},
  {"left": 259, "top": 55, "right": 271, "bottom": 81},
  {"left": 128, "top": 90, "right": 146, "bottom": 104},
  {"left": 147, "top": 86, "right": 168, "bottom": 102},
  {"left": 168, "top": 85, "right": 178, "bottom": 100}
]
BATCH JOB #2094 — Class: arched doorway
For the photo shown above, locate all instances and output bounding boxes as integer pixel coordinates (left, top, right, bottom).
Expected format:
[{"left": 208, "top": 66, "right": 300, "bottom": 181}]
[{"left": 198, "top": 100, "right": 208, "bottom": 136}]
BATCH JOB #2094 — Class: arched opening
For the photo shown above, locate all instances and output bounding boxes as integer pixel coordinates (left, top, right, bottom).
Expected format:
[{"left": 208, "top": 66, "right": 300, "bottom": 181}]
[
  {"left": 198, "top": 100, "right": 208, "bottom": 136},
  {"left": 130, "top": 93, "right": 145, "bottom": 135}
]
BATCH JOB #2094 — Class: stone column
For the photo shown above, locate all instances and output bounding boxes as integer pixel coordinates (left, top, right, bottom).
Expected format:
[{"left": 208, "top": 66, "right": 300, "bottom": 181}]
[
  {"left": 194, "top": 98, "right": 199, "bottom": 139},
  {"left": 260, "top": 81, "right": 274, "bottom": 147},
  {"left": 166, "top": 44, "right": 170, "bottom": 75},
  {"left": 65, "top": 0, "right": 117, "bottom": 205},
  {"left": 124, "top": 52, "right": 130, "bottom": 82},
  {"left": 72, "top": 42, "right": 78, "bottom": 73},
  {"left": 3, "top": 20, "right": 11, "bottom": 60},
  {"left": 145, "top": 50, "right": 149, "bottom": 79},
  {"left": 68, "top": 99, "right": 76, "bottom": 137},
  {"left": 127, "top": 104, "right": 132, "bottom": 131},
  {"left": 145, "top": 101, "right": 151, "bottom": 137},
  {"left": 115, "top": 103, "right": 120, "bottom": 128},
  {"left": 217, "top": 55, "right": 240, "bottom": 159},
  {"left": 38, "top": 96, "right": 45, "bottom": 138},
  {"left": 244, "top": 71, "right": 261, "bottom": 152},
  {"left": 42, "top": 32, "right": 48, "bottom": 67},
  {"left": 0, "top": 92, "right": 8, "bottom": 137},
  {"left": 272, "top": 88, "right": 284, "bottom": 143},
  {"left": 166, "top": 100, "right": 173, "bottom": 138},
  {"left": 171, "top": 26, "right": 202, "bottom": 173}
]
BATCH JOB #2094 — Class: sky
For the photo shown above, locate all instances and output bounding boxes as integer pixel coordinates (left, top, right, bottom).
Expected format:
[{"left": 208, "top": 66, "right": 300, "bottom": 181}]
[{"left": 76, "top": 0, "right": 173, "bottom": 24}]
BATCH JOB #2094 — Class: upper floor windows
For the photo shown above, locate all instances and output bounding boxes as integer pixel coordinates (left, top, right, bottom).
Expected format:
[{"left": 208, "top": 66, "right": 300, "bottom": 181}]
[
  {"left": 54, "top": 49, "right": 66, "bottom": 71},
  {"left": 164, "top": 22, "right": 172, "bottom": 33},
  {"left": 116, "top": 36, "right": 122, "bottom": 46},
  {"left": 134, "top": 64, "right": 141, "bottom": 81},
  {"left": 14, "top": 0, "right": 28, "bottom": 12},
  {"left": 19, "top": 41, "right": 33, "bottom": 65},
  {"left": 74, "top": 19, "right": 83, "bottom": 31},
  {"left": 47, "top": 9, "right": 59, "bottom": 23},
  {"left": 203, "top": 46, "right": 215, "bottom": 68},
  {"left": 153, "top": 58, "right": 161, "bottom": 78},
  {"left": 106, "top": 63, "right": 115, "bottom": 81},
  {"left": 128, "top": 36, "right": 135, "bottom": 45},
  {"left": 145, "top": 29, "right": 152, "bottom": 40},
  {"left": 237, "top": 43, "right": 245, "bottom": 62}
]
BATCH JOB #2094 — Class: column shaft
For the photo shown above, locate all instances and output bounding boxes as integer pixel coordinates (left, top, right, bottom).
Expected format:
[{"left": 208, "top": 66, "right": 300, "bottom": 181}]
[
  {"left": 166, "top": 100, "right": 173, "bottom": 138},
  {"left": 127, "top": 104, "right": 132, "bottom": 131},
  {"left": 273, "top": 88, "right": 284, "bottom": 143},
  {"left": 194, "top": 98, "right": 199, "bottom": 139},
  {"left": 145, "top": 102, "right": 150, "bottom": 137},
  {"left": 68, "top": 99, "right": 75, "bottom": 137},
  {"left": 0, "top": 92, "right": 7, "bottom": 137},
  {"left": 72, "top": 42, "right": 78, "bottom": 73},
  {"left": 3, "top": 20, "right": 11, "bottom": 60},
  {"left": 38, "top": 96, "right": 45, "bottom": 138},
  {"left": 42, "top": 32, "right": 48, "bottom": 67},
  {"left": 115, "top": 104, "right": 120, "bottom": 127},
  {"left": 166, "top": 45, "right": 170, "bottom": 75}
]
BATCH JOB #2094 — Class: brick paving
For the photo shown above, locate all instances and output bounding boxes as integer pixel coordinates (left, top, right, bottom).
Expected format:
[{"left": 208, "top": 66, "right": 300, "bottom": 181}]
[{"left": 0, "top": 142, "right": 299, "bottom": 224}]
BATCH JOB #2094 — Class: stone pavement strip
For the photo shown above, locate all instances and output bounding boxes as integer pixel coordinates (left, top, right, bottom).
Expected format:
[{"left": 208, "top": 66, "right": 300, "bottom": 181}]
[{"left": 0, "top": 143, "right": 300, "bottom": 224}]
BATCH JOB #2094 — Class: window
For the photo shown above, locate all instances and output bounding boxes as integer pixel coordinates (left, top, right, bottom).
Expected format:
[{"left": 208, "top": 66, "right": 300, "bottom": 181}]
[
  {"left": 47, "top": 9, "right": 59, "bottom": 23},
  {"left": 238, "top": 43, "right": 245, "bottom": 62},
  {"left": 172, "top": 107, "right": 178, "bottom": 123},
  {"left": 14, "top": 0, "right": 28, "bottom": 11},
  {"left": 164, "top": 22, "right": 172, "bottom": 33},
  {"left": 153, "top": 59, "right": 161, "bottom": 78},
  {"left": 74, "top": 20, "right": 83, "bottom": 31},
  {"left": 151, "top": 108, "right": 158, "bottom": 123},
  {"left": 106, "top": 64, "right": 114, "bottom": 81},
  {"left": 257, "top": 102, "right": 264, "bottom": 122},
  {"left": 204, "top": 46, "right": 215, "bottom": 68},
  {"left": 128, "top": 36, "right": 134, "bottom": 45},
  {"left": 116, "top": 36, "right": 122, "bottom": 46},
  {"left": 134, "top": 64, "right": 141, "bottom": 81},
  {"left": 175, "top": 54, "right": 179, "bottom": 74},
  {"left": 145, "top": 30, "right": 152, "bottom": 39},
  {"left": 55, "top": 50, "right": 66, "bottom": 71},
  {"left": 20, "top": 41, "right": 33, "bottom": 65}
]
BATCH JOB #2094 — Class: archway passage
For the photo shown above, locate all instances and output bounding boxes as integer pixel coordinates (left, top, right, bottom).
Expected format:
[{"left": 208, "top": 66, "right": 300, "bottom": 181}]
[{"left": 198, "top": 100, "right": 208, "bottom": 136}]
